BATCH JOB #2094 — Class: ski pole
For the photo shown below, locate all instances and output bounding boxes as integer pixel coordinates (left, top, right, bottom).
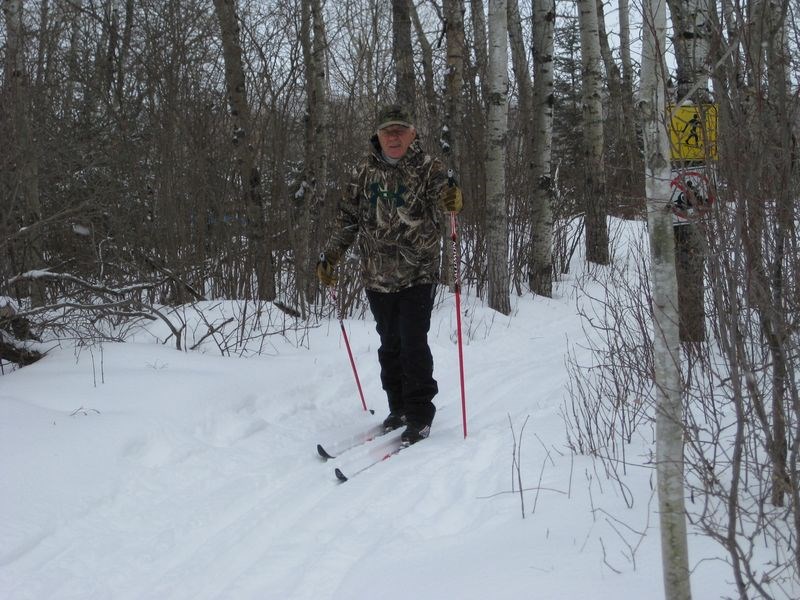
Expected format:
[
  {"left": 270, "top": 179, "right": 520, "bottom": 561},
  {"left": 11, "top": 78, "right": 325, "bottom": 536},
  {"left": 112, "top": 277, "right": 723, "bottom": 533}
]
[
  {"left": 328, "top": 286, "right": 369, "bottom": 413},
  {"left": 448, "top": 171, "right": 468, "bottom": 439}
]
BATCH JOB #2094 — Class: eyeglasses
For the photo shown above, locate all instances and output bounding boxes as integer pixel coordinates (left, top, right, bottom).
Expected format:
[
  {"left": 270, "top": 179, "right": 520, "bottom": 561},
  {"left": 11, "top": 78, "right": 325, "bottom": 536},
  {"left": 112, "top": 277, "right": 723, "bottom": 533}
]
[{"left": 378, "top": 127, "right": 412, "bottom": 139}]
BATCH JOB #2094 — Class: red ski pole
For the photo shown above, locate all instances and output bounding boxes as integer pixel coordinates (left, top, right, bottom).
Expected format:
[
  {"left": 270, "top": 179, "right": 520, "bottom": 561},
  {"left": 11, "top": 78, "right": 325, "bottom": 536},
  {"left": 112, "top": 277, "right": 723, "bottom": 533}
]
[
  {"left": 328, "top": 287, "right": 369, "bottom": 412},
  {"left": 449, "top": 207, "right": 468, "bottom": 439}
]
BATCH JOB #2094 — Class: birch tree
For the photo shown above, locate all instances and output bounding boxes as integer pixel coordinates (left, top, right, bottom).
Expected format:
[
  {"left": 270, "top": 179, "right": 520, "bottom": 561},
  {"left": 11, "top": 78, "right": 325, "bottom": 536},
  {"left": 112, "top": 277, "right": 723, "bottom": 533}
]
[
  {"left": 528, "top": 0, "right": 556, "bottom": 296},
  {"left": 297, "top": 0, "right": 329, "bottom": 303},
  {"left": 442, "top": 0, "right": 465, "bottom": 170},
  {"left": 640, "top": 0, "right": 692, "bottom": 596},
  {"left": 442, "top": 0, "right": 465, "bottom": 289},
  {"left": 577, "top": 0, "right": 609, "bottom": 265},
  {"left": 486, "top": 0, "right": 510, "bottom": 315},
  {"left": 668, "top": 0, "right": 712, "bottom": 101},
  {"left": 212, "top": 0, "right": 275, "bottom": 300}
]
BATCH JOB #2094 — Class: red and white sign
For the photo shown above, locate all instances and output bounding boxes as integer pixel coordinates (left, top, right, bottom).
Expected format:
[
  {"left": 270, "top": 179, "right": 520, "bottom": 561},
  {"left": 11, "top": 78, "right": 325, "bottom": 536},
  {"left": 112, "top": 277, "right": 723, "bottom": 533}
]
[{"left": 670, "top": 170, "right": 714, "bottom": 223}]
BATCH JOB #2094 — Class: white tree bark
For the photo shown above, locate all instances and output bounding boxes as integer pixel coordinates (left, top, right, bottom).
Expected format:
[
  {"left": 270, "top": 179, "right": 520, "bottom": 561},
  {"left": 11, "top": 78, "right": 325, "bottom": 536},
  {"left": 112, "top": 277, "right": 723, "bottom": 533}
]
[
  {"left": 577, "top": 0, "right": 609, "bottom": 265},
  {"left": 667, "top": 0, "right": 712, "bottom": 102},
  {"left": 442, "top": 0, "right": 465, "bottom": 290},
  {"left": 298, "top": 0, "right": 329, "bottom": 302},
  {"left": 528, "top": 0, "right": 556, "bottom": 297},
  {"left": 442, "top": 0, "right": 465, "bottom": 166},
  {"left": 640, "top": 0, "right": 693, "bottom": 597},
  {"left": 486, "top": 0, "right": 510, "bottom": 315}
]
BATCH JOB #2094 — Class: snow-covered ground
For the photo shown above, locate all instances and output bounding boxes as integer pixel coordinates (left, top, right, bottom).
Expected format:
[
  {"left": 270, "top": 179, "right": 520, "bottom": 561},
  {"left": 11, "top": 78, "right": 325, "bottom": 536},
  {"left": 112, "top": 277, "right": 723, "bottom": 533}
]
[{"left": 0, "top": 223, "right": 745, "bottom": 599}]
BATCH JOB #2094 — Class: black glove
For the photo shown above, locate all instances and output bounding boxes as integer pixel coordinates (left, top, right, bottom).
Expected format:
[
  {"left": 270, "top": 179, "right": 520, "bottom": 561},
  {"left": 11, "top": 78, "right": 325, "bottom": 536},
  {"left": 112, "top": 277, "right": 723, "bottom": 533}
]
[{"left": 315, "top": 252, "right": 337, "bottom": 286}]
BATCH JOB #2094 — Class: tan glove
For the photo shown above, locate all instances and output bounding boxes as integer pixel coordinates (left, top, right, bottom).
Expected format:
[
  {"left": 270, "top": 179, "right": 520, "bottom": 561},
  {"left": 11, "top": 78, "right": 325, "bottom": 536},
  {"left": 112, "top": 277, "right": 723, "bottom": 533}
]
[
  {"left": 315, "top": 253, "right": 338, "bottom": 286},
  {"left": 440, "top": 185, "right": 463, "bottom": 213}
]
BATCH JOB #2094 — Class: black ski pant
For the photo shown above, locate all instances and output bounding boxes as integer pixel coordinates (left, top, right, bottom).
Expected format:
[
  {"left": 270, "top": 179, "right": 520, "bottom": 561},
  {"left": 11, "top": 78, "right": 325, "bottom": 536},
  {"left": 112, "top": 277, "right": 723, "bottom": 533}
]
[{"left": 366, "top": 283, "right": 438, "bottom": 428}]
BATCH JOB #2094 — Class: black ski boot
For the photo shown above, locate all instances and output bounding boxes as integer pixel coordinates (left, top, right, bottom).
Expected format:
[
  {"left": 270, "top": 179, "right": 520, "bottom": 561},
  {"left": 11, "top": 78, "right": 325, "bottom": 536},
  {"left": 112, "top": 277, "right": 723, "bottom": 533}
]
[
  {"left": 401, "top": 422, "right": 431, "bottom": 446},
  {"left": 383, "top": 413, "right": 406, "bottom": 433}
]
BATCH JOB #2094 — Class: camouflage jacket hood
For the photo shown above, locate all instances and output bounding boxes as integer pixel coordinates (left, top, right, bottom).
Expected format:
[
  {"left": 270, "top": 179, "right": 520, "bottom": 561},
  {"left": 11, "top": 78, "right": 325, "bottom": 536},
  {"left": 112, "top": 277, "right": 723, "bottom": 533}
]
[{"left": 324, "top": 135, "right": 449, "bottom": 293}]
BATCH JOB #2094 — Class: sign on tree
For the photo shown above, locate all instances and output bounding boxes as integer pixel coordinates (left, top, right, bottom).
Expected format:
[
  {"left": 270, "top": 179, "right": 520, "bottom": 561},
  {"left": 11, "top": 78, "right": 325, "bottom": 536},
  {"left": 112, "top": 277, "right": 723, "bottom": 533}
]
[{"left": 668, "top": 104, "right": 718, "bottom": 162}]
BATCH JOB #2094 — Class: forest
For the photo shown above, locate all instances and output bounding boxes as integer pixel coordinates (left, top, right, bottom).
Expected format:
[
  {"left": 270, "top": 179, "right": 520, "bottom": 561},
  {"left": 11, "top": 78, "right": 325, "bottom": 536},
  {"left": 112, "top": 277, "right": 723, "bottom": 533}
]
[{"left": 2, "top": 0, "right": 799, "bottom": 598}]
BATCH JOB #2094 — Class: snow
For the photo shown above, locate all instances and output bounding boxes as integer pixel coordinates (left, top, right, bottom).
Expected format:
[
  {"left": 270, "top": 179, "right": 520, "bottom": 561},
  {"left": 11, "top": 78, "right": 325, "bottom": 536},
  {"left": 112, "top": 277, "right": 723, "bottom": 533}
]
[{"left": 0, "top": 222, "right": 744, "bottom": 599}]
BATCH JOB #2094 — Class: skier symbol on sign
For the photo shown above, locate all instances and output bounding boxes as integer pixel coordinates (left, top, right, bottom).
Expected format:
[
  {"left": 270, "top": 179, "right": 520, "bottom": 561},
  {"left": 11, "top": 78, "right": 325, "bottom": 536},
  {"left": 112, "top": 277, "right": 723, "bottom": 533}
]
[{"left": 670, "top": 170, "right": 713, "bottom": 224}]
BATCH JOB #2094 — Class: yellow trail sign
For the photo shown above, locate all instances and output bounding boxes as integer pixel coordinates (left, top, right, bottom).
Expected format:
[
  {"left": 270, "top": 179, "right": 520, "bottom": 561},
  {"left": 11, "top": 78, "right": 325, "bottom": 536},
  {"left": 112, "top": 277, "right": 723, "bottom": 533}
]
[{"left": 668, "top": 104, "right": 718, "bottom": 162}]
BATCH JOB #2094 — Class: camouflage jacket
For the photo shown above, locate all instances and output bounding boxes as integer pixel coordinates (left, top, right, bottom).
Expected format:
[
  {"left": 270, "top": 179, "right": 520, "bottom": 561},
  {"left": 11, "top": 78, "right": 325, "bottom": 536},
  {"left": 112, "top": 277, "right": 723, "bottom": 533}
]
[{"left": 324, "top": 136, "right": 449, "bottom": 293}]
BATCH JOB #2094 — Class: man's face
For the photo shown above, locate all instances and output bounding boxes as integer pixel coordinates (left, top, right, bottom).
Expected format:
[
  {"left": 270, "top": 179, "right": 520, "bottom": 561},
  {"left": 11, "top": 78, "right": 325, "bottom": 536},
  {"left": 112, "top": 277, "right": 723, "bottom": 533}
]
[{"left": 377, "top": 125, "right": 416, "bottom": 160}]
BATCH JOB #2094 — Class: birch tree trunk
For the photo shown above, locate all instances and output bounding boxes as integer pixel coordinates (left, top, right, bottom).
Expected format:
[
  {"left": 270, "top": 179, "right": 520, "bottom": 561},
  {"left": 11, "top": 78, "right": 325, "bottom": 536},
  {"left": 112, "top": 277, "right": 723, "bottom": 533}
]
[
  {"left": 392, "top": 0, "right": 415, "bottom": 109},
  {"left": 442, "top": 0, "right": 464, "bottom": 169},
  {"left": 640, "top": 0, "right": 692, "bottom": 596},
  {"left": 577, "top": 0, "right": 609, "bottom": 265},
  {"left": 442, "top": 0, "right": 465, "bottom": 290},
  {"left": 668, "top": 0, "right": 712, "bottom": 101},
  {"left": 298, "top": 0, "right": 329, "bottom": 304},
  {"left": 528, "top": 0, "right": 556, "bottom": 296},
  {"left": 486, "top": 0, "right": 510, "bottom": 315},
  {"left": 618, "top": 0, "right": 634, "bottom": 103},
  {"left": 212, "top": 0, "right": 275, "bottom": 300}
]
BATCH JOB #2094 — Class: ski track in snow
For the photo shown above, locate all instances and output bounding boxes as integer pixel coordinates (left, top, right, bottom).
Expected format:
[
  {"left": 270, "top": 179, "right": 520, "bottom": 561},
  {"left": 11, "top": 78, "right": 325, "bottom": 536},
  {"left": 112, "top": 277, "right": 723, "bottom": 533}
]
[{"left": 0, "top": 230, "right": 777, "bottom": 599}]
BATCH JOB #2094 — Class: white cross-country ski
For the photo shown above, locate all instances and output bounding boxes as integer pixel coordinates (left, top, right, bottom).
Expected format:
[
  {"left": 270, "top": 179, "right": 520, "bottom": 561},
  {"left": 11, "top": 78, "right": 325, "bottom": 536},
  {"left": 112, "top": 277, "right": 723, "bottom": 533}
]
[
  {"left": 316, "top": 420, "right": 393, "bottom": 460},
  {"left": 331, "top": 429, "right": 409, "bottom": 482}
]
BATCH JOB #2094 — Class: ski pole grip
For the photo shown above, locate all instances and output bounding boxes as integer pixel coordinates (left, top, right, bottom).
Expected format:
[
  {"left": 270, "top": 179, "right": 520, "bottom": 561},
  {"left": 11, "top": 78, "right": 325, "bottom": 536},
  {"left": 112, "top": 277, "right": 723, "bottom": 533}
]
[{"left": 447, "top": 168, "right": 457, "bottom": 188}]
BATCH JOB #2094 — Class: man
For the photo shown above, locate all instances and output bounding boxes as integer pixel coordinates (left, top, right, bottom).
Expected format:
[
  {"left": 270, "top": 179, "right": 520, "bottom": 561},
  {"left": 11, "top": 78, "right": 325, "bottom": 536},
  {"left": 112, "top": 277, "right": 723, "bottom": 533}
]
[{"left": 316, "top": 104, "right": 463, "bottom": 446}]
